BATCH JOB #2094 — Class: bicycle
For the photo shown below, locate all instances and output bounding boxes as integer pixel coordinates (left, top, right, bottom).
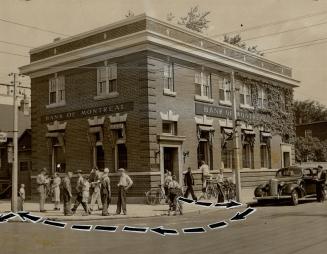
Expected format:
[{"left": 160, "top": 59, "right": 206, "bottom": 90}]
[{"left": 145, "top": 184, "right": 166, "bottom": 205}]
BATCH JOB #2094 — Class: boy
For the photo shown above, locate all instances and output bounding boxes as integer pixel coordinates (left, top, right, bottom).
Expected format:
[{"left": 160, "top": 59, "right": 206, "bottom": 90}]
[{"left": 18, "top": 184, "right": 25, "bottom": 211}]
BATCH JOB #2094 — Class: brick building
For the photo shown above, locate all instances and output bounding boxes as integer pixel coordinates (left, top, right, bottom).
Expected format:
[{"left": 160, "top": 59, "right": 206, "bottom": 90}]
[
  {"left": 20, "top": 14, "right": 299, "bottom": 201},
  {"left": 296, "top": 121, "right": 327, "bottom": 141}
]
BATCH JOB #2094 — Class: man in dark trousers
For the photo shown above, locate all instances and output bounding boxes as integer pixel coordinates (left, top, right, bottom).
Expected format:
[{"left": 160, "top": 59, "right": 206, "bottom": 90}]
[
  {"left": 116, "top": 168, "right": 133, "bottom": 215},
  {"left": 101, "top": 168, "right": 111, "bottom": 216},
  {"left": 62, "top": 171, "right": 73, "bottom": 216},
  {"left": 71, "top": 170, "right": 89, "bottom": 214},
  {"left": 184, "top": 167, "right": 197, "bottom": 201},
  {"left": 316, "top": 165, "right": 326, "bottom": 202}
]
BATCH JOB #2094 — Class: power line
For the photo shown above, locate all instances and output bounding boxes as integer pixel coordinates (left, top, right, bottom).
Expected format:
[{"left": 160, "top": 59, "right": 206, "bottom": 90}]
[
  {"left": 0, "top": 17, "right": 69, "bottom": 37},
  {"left": 0, "top": 40, "right": 33, "bottom": 48},
  {"left": 241, "top": 19, "right": 327, "bottom": 42},
  {"left": 265, "top": 39, "right": 327, "bottom": 54},
  {"left": 215, "top": 9, "right": 327, "bottom": 37},
  {"left": 262, "top": 36, "right": 327, "bottom": 52},
  {"left": 0, "top": 50, "right": 29, "bottom": 58}
]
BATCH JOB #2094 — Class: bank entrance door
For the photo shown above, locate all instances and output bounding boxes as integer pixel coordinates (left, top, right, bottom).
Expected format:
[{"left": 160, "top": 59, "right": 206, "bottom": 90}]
[{"left": 163, "top": 147, "right": 179, "bottom": 181}]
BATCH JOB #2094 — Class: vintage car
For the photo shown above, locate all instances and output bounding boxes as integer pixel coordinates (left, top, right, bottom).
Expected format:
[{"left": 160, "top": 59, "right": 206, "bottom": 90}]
[{"left": 254, "top": 166, "right": 326, "bottom": 205}]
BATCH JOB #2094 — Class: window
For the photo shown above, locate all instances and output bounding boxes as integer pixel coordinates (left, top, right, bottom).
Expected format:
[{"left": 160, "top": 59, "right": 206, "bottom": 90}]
[
  {"left": 222, "top": 147, "right": 233, "bottom": 169},
  {"left": 49, "top": 76, "right": 65, "bottom": 105},
  {"left": 304, "top": 129, "right": 312, "bottom": 138},
  {"left": 219, "top": 78, "right": 231, "bottom": 103},
  {"left": 95, "top": 146, "right": 105, "bottom": 169},
  {"left": 258, "top": 87, "right": 268, "bottom": 109},
  {"left": 117, "top": 144, "right": 127, "bottom": 169},
  {"left": 163, "top": 63, "right": 174, "bottom": 92},
  {"left": 162, "top": 121, "right": 177, "bottom": 135},
  {"left": 242, "top": 144, "right": 254, "bottom": 169},
  {"left": 260, "top": 145, "right": 270, "bottom": 168},
  {"left": 240, "top": 83, "right": 252, "bottom": 107},
  {"left": 195, "top": 71, "right": 212, "bottom": 98},
  {"left": 197, "top": 127, "right": 213, "bottom": 169},
  {"left": 97, "top": 63, "right": 117, "bottom": 97}
]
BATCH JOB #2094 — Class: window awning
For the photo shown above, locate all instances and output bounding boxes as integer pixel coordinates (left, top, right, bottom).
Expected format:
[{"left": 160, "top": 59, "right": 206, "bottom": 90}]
[
  {"left": 89, "top": 126, "right": 102, "bottom": 134},
  {"left": 261, "top": 132, "right": 272, "bottom": 137},
  {"left": 198, "top": 125, "right": 215, "bottom": 132},
  {"left": 46, "top": 132, "right": 60, "bottom": 138},
  {"left": 110, "top": 123, "right": 124, "bottom": 130},
  {"left": 243, "top": 130, "right": 255, "bottom": 135}
]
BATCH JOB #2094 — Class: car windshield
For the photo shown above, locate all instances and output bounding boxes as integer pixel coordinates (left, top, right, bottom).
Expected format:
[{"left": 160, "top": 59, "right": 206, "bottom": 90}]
[{"left": 276, "top": 167, "right": 302, "bottom": 178}]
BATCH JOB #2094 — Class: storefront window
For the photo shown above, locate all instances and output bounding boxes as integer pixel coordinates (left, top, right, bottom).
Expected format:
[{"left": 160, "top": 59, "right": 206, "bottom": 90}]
[
  {"left": 260, "top": 145, "right": 270, "bottom": 168},
  {"left": 242, "top": 143, "right": 254, "bottom": 169},
  {"left": 222, "top": 147, "right": 233, "bottom": 169}
]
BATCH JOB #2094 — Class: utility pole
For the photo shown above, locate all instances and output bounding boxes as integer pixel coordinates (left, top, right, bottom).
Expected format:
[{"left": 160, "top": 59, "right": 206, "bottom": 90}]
[
  {"left": 230, "top": 70, "right": 242, "bottom": 202},
  {"left": 8, "top": 72, "right": 20, "bottom": 212}
]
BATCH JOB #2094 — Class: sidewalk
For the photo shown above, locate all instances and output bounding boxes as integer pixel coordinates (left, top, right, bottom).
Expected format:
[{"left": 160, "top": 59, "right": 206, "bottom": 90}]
[{"left": 0, "top": 200, "right": 219, "bottom": 221}]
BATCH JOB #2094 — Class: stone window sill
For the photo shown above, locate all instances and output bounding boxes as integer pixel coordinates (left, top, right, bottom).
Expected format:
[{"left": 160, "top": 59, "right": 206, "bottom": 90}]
[
  {"left": 46, "top": 102, "right": 66, "bottom": 109},
  {"left": 194, "top": 95, "right": 214, "bottom": 104},
  {"left": 163, "top": 88, "right": 176, "bottom": 97},
  {"left": 219, "top": 100, "right": 232, "bottom": 107},
  {"left": 94, "top": 92, "right": 119, "bottom": 101},
  {"left": 240, "top": 104, "right": 254, "bottom": 110}
]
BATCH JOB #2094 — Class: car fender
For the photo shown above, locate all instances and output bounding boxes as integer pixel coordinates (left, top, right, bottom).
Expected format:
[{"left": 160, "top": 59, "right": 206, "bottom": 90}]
[{"left": 282, "top": 184, "right": 303, "bottom": 196}]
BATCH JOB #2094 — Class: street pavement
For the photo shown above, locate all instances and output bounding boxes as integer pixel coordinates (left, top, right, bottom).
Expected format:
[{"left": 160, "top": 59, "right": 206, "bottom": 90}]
[{"left": 0, "top": 200, "right": 327, "bottom": 254}]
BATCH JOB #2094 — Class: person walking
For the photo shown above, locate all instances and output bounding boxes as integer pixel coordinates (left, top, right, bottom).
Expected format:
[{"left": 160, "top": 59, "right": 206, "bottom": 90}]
[
  {"left": 62, "top": 171, "right": 73, "bottom": 216},
  {"left": 89, "top": 168, "right": 103, "bottom": 211},
  {"left": 100, "top": 168, "right": 111, "bottom": 216},
  {"left": 199, "top": 161, "right": 211, "bottom": 199},
  {"left": 184, "top": 167, "right": 197, "bottom": 201},
  {"left": 71, "top": 170, "right": 89, "bottom": 214},
  {"left": 18, "top": 184, "right": 26, "bottom": 211},
  {"left": 36, "top": 168, "right": 49, "bottom": 212},
  {"left": 116, "top": 168, "right": 133, "bottom": 215},
  {"left": 168, "top": 175, "right": 183, "bottom": 215},
  {"left": 52, "top": 173, "right": 61, "bottom": 210},
  {"left": 82, "top": 176, "right": 91, "bottom": 215}
]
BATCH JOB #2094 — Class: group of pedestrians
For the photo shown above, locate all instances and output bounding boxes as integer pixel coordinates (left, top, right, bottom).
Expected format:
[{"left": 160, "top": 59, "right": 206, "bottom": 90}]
[{"left": 36, "top": 167, "right": 133, "bottom": 216}]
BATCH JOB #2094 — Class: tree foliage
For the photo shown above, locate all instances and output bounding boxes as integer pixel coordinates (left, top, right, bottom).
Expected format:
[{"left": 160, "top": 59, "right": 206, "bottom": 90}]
[
  {"left": 295, "top": 136, "right": 327, "bottom": 162},
  {"left": 293, "top": 99, "right": 327, "bottom": 124},
  {"left": 177, "top": 5, "right": 210, "bottom": 33},
  {"left": 224, "top": 34, "right": 264, "bottom": 56}
]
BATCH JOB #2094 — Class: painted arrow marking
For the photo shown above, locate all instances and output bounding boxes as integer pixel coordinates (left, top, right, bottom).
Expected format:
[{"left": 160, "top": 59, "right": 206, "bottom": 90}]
[
  {"left": 195, "top": 201, "right": 213, "bottom": 207},
  {"left": 177, "top": 197, "right": 194, "bottom": 204},
  {"left": 43, "top": 219, "right": 66, "bottom": 229},
  {"left": 123, "top": 226, "right": 149, "bottom": 233},
  {"left": 215, "top": 200, "right": 242, "bottom": 209},
  {"left": 0, "top": 212, "right": 17, "bottom": 223},
  {"left": 94, "top": 225, "right": 118, "bottom": 232},
  {"left": 182, "top": 227, "right": 206, "bottom": 234},
  {"left": 17, "top": 212, "right": 42, "bottom": 223},
  {"left": 71, "top": 224, "right": 92, "bottom": 231},
  {"left": 208, "top": 221, "right": 228, "bottom": 230},
  {"left": 230, "top": 207, "right": 256, "bottom": 221},
  {"left": 150, "top": 226, "right": 179, "bottom": 236}
]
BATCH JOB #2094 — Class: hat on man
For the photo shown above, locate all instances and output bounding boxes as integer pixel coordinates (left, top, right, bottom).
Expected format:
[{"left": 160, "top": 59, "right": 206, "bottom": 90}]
[
  {"left": 118, "top": 168, "right": 125, "bottom": 172},
  {"left": 76, "top": 170, "right": 82, "bottom": 174},
  {"left": 103, "top": 168, "right": 109, "bottom": 173}
]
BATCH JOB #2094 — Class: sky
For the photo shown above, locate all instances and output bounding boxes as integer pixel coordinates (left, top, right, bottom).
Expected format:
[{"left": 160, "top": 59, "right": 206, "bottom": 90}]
[{"left": 1, "top": 0, "right": 327, "bottom": 104}]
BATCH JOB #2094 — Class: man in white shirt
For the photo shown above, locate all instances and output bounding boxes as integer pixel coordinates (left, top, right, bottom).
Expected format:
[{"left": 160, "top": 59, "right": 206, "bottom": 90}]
[
  {"left": 116, "top": 168, "right": 133, "bottom": 215},
  {"left": 199, "top": 160, "right": 212, "bottom": 198}
]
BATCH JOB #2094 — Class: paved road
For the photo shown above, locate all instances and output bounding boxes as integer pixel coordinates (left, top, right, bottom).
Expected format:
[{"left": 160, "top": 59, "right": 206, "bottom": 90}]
[{"left": 1, "top": 201, "right": 327, "bottom": 254}]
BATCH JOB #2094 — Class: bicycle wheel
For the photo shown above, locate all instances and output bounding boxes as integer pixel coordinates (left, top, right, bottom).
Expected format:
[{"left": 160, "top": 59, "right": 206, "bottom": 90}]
[{"left": 145, "top": 190, "right": 159, "bottom": 205}]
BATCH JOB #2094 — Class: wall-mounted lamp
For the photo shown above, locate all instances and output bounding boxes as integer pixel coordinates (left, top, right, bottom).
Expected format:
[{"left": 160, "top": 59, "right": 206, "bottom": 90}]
[{"left": 183, "top": 151, "right": 190, "bottom": 163}]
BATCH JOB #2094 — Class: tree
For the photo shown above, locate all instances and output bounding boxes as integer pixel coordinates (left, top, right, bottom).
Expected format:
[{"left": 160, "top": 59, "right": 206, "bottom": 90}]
[
  {"left": 293, "top": 99, "right": 327, "bottom": 124},
  {"left": 295, "top": 136, "right": 327, "bottom": 162},
  {"left": 224, "top": 34, "right": 264, "bottom": 56},
  {"left": 177, "top": 6, "right": 210, "bottom": 33}
]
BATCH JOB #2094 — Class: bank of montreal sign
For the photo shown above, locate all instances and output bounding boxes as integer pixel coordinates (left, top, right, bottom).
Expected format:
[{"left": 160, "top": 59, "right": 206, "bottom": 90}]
[
  {"left": 41, "top": 102, "right": 134, "bottom": 123},
  {"left": 195, "top": 102, "right": 267, "bottom": 122}
]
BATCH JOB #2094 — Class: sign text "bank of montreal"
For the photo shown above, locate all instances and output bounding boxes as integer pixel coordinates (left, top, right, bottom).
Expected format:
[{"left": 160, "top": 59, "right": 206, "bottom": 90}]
[
  {"left": 195, "top": 103, "right": 267, "bottom": 122},
  {"left": 41, "top": 102, "right": 134, "bottom": 123}
]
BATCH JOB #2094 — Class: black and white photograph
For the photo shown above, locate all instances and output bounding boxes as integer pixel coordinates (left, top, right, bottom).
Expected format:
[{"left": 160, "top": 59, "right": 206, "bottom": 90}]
[{"left": 0, "top": 0, "right": 327, "bottom": 253}]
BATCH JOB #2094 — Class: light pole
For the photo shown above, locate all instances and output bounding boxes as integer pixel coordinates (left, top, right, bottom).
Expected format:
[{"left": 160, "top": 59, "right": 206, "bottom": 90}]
[
  {"left": 9, "top": 72, "right": 19, "bottom": 212},
  {"left": 230, "top": 70, "right": 242, "bottom": 202}
]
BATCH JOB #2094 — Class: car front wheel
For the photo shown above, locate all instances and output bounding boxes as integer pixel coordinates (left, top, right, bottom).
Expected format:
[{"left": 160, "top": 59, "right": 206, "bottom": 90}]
[{"left": 291, "top": 190, "right": 299, "bottom": 206}]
